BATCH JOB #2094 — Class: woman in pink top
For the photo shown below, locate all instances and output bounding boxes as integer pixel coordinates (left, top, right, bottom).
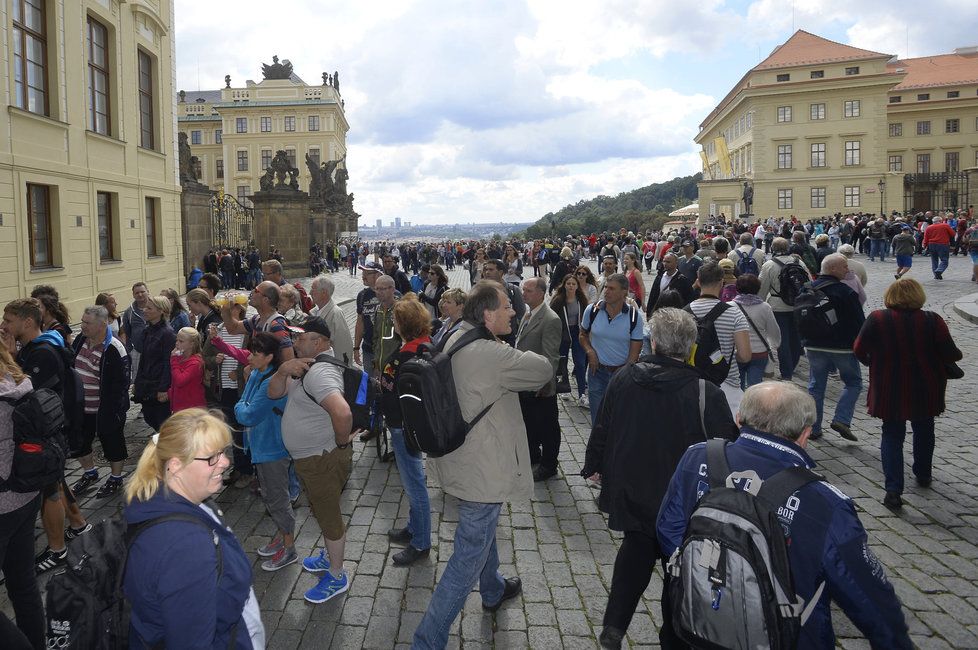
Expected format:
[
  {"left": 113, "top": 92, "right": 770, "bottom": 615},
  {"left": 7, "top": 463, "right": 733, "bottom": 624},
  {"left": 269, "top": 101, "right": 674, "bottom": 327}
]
[
  {"left": 623, "top": 253, "right": 644, "bottom": 310},
  {"left": 169, "top": 327, "right": 207, "bottom": 412}
]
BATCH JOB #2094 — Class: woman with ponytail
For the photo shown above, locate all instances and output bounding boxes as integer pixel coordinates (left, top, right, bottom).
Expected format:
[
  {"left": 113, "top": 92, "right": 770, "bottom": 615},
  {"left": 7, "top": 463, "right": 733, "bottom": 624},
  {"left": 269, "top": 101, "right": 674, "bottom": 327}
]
[{"left": 123, "top": 409, "right": 264, "bottom": 649}]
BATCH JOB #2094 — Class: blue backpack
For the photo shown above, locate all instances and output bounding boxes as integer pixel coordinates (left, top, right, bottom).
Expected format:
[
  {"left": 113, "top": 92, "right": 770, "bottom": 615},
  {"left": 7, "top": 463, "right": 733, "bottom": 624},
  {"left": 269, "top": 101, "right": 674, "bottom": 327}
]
[{"left": 735, "top": 248, "right": 760, "bottom": 276}]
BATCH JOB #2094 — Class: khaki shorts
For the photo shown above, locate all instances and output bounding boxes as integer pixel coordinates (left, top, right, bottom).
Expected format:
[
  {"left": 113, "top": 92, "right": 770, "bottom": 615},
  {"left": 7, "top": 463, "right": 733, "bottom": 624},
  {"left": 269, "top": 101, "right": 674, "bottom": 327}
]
[{"left": 293, "top": 446, "right": 353, "bottom": 541}]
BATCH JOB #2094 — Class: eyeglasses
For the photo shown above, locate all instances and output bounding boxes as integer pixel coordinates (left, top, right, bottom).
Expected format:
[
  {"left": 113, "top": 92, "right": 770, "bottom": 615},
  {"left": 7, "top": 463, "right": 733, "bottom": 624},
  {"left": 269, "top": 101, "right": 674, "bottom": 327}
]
[{"left": 193, "top": 446, "right": 231, "bottom": 467}]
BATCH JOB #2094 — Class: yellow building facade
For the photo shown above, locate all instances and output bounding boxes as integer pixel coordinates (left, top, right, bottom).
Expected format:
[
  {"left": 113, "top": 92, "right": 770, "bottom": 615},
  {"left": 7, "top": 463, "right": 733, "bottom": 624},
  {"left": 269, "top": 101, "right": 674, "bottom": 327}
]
[
  {"left": 0, "top": 0, "right": 184, "bottom": 315},
  {"left": 177, "top": 67, "right": 348, "bottom": 209},
  {"left": 696, "top": 31, "right": 978, "bottom": 223}
]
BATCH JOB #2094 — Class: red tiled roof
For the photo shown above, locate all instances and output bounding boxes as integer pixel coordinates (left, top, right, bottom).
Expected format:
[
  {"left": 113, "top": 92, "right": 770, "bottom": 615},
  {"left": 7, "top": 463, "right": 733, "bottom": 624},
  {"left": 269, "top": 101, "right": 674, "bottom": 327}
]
[
  {"left": 888, "top": 52, "right": 978, "bottom": 90},
  {"left": 755, "top": 30, "right": 891, "bottom": 70}
]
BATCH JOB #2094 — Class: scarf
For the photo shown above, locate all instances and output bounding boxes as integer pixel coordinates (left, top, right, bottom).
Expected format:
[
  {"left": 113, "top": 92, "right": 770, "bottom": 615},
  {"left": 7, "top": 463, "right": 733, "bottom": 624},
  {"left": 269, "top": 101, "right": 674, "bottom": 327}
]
[{"left": 733, "top": 293, "right": 764, "bottom": 306}]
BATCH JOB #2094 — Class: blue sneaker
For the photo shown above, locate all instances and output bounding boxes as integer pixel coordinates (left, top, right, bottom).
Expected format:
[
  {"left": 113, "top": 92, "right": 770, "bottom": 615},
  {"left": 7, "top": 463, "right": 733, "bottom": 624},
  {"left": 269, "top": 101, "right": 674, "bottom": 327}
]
[
  {"left": 302, "top": 549, "right": 331, "bottom": 573},
  {"left": 304, "top": 571, "right": 349, "bottom": 604}
]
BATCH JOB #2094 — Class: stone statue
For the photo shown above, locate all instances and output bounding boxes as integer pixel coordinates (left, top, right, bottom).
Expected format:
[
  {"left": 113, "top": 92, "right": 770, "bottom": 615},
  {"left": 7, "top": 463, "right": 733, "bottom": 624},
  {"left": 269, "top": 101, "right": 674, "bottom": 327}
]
[
  {"left": 288, "top": 167, "right": 299, "bottom": 191},
  {"left": 334, "top": 167, "right": 349, "bottom": 202},
  {"left": 306, "top": 153, "right": 322, "bottom": 200},
  {"left": 261, "top": 55, "right": 294, "bottom": 80},
  {"left": 322, "top": 72, "right": 328, "bottom": 86},
  {"left": 742, "top": 181, "right": 754, "bottom": 215},
  {"left": 178, "top": 90, "right": 186, "bottom": 103},
  {"left": 258, "top": 151, "right": 300, "bottom": 192},
  {"left": 178, "top": 132, "right": 197, "bottom": 184},
  {"left": 333, "top": 71, "right": 340, "bottom": 93},
  {"left": 224, "top": 74, "right": 231, "bottom": 88},
  {"left": 259, "top": 167, "right": 274, "bottom": 192}
]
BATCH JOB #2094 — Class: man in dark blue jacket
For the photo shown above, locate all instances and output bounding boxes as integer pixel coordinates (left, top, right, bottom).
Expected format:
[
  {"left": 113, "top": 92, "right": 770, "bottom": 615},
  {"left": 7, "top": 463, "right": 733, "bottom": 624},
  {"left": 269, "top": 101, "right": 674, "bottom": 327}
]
[
  {"left": 800, "top": 253, "right": 865, "bottom": 441},
  {"left": 656, "top": 382, "right": 912, "bottom": 650}
]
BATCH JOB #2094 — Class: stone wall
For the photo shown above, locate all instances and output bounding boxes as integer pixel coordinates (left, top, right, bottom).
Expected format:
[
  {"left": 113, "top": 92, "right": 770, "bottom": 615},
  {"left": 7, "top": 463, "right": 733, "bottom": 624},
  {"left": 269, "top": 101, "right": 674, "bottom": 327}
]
[
  {"left": 180, "top": 185, "right": 215, "bottom": 274},
  {"left": 252, "top": 190, "right": 311, "bottom": 278}
]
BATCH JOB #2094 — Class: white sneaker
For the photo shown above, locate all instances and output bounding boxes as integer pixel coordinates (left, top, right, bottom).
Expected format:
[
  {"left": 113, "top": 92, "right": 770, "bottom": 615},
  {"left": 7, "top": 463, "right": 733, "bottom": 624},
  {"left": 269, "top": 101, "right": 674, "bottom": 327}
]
[{"left": 578, "top": 394, "right": 589, "bottom": 409}]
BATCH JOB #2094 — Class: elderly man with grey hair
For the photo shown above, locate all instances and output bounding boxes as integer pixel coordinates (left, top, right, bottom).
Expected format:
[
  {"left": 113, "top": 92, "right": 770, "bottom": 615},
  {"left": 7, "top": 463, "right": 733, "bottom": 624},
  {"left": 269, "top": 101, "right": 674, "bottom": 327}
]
[
  {"left": 657, "top": 382, "right": 912, "bottom": 650},
  {"left": 836, "top": 244, "right": 867, "bottom": 286},
  {"left": 758, "top": 236, "right": 805, "bottom": 380},
  {"left": 309, "top": 275, "right": 354, "bottom": 365},
  {"left": 582, "top": 307, "right": 735, "bottom": 649},
  {"left": 69, "top": 305, "right": 132, "bottom": 499}
]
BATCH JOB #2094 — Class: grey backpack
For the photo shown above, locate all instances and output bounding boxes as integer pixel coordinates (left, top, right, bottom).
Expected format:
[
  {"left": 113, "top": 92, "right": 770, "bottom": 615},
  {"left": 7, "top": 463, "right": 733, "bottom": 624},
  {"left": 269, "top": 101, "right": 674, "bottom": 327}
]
[{"left": 666, "top": 439, "right": 824, "bottom": 650}]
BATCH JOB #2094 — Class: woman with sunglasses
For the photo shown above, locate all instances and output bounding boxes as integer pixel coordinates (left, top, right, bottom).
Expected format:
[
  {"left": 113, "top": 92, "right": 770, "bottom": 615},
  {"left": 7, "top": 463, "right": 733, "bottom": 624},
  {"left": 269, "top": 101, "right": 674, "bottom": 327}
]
[
  {"left": 123, "top": 409, "right": 264, "bottom": 649},
  {"left": 419, "top": 264, "right": 449, "bottom": 320},
  {"left": 574, "top": 266, "right": 599, "bottom": 304}
]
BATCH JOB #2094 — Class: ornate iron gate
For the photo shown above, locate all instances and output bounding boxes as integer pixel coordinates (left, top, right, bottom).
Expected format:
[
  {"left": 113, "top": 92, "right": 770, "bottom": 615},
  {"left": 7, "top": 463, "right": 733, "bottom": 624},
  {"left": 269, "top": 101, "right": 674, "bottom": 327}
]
[
  {"left": 209, "top": 190, "right": 254, "bottom": 249},
  {"left": 903, "top": 172, "right": 970, "bottom": 214}
]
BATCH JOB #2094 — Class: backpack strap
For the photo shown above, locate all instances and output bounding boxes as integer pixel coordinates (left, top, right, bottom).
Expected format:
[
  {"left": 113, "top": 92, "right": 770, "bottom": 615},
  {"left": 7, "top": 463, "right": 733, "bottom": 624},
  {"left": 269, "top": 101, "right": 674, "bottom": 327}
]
[
  {"left": 440, "top": 323, "right": 491, "bottom": 355},
  {"left": 697, "top": 378, "right": 707, "bottom": 439},
  {"left": 697, "top": 301, "right": 730, "bottom": 325},
  {"left": 705, "top": 438, "right": 731, "bottom": 490},
  {"left": 735, "top": 303, "right": 772, "bottom": 355},
  {"left": 755, "top": 465, "right": 823, "bottom": 513}
]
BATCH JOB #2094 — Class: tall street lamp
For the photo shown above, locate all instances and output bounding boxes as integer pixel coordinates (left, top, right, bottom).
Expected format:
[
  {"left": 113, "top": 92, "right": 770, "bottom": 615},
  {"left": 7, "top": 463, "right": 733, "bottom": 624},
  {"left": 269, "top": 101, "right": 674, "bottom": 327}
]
[{"left": 877, "top": 178, "right": 885, "bottom": 217}]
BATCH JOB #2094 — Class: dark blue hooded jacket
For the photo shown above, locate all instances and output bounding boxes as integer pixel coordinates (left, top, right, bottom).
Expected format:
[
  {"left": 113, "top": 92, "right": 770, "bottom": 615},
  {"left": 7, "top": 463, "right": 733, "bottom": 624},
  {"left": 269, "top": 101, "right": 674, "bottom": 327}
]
[
  {"left": 123, "top": 488, "right": 254, "bottom": 649},
  {"left": 656, "top": 427, "right": 912, "bottom": 650}
]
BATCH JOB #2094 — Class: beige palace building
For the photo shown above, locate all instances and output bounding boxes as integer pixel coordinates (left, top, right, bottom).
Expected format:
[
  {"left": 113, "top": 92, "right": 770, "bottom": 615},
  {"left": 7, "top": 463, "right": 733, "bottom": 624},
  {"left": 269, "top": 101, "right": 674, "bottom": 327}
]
[
  {"left": 0, "top": 0, "right": 184, "bottom": 315},
  {"left": 177, "top": 66, "right": 348, "bottom": 208},
  {"left": 696, "top": 31, "right": 978, "bottom": 222}
]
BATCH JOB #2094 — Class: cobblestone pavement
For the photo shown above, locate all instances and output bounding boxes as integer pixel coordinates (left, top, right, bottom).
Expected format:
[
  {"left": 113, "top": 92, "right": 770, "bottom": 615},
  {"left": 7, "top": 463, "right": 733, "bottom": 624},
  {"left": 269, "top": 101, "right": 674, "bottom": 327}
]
[{"left": 4, "top": 252, "right": 978, "bottom": 648}]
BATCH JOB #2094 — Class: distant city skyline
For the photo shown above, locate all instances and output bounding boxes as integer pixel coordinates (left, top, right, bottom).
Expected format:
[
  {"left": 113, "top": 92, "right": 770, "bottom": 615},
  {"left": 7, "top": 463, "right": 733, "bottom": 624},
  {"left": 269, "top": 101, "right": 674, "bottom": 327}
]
[{"left": 175, "top": 0, "right": 975, "bottom": 225}]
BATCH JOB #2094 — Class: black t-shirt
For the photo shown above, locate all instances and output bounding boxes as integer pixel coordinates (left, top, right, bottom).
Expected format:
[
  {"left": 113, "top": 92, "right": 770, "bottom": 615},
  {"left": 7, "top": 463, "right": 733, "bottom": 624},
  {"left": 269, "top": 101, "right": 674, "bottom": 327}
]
[{"left": 356, "top": 288, "right": 379, "bottom": 353}]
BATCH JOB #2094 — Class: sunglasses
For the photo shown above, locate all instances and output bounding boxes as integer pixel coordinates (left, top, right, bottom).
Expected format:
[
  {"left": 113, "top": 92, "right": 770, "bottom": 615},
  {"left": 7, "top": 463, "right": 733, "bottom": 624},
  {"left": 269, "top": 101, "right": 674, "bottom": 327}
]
[{"left": 193, "top": 446, "right": 231, "bottom": 467}]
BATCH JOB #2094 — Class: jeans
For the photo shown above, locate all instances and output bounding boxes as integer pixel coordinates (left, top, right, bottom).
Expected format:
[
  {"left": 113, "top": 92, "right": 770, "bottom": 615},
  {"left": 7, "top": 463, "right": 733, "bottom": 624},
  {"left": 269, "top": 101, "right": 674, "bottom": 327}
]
[
  {"left": 559, "top": 325, "right": 588, "bottom": 397},
  {"left": 389, "top": 428, "right": 431, "bottom": 551},
  {"left": 868, "top": 238, "right": 885, "bottom": 261},
  {"left": 413, "top": 501, "right": 505, "bottom": 649},
  {"left": 806, "top": 350, "right": 862, "bottom": 434},
  {"left": 586, "top": 366, "right": 614, "bottom": 424},
  {"left": 773, "top": 311, "right": 801, "bottom": 380},
  {"left": 880, "top": 418, "right": 935, "bottom": 494},
  {"left": 738, "top": 355, "right": 768, "bottom": 390},
  {"left": 288, "top": 460, "right": 300, "bottom": 502},
  {"left": 0, "top": 494, "right": 45, "bottom": 649},
  {"left": 929, "top": 243, "right": 950, "bottom": 275}
]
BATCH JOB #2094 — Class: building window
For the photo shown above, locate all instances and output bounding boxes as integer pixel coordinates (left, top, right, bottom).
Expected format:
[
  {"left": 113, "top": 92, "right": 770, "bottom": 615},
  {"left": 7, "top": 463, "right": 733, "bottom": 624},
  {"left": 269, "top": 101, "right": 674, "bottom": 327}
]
[
  {"left": 889, "top": 123, "right": 903, "bottom": 137},
  {"left": 917, "top": 93, "right": 929, "bottom": 101},
  {"left": 777, "top": 106, "right": 792, "bottom": 123},
  {"left": 237, "top": 185, "right": 250, "bottom": 208},
  {"left": 888, "top": 155, "right": 903, "bottom": 172},
  {"left": 843, "top": 186, "right": 860, "bottom": 207},
  {"left": 216, "top": 159, "right": 223, "bottom": 179},
  {"left": 285, "top": 149, "right": 296, "bottom": 167},
  {"left": 810, "top": 70, "right": 824, "bottom": 79},
  {"left": 776, "top": 73, "right": 790, "bottom": 82},
  {"left": 215, "top": 129, "right": 222, "bottom": 144},
  {"left": 236, "top": 117, "right": 247, "bottom": 133},
  {"left": 27, "top": 183, "right": 52, "bottom": 268},
  {"left": 811, "top": 188, "right": 826, "bottom": 209},
  {"left": 284, "top": 116, "right": 296, "bottom": 132},
  {"left": 145, "top": 197, "right": 158, "bottom": 256},
  {"left": 777, "top": 144, "right": 792, "bottom": 169},
  {"left": 308, "top": 115, "right": 320, "bottom": 131},
  {"left": 916, "top": 153, "right": 930, "bottom": 173},
  {"left": 308, "top": 147, "right": 320, "bottom": 165},
  {"left": 137, "top": 50, "right": 155, "bottom": 149},
  {"left": 810, "top": 103, "right": 825, "bottom": 120},
  {"left": 777, "top": 189, "right": 792, "bottom": 209},
  {"left": 13, "top": 0, "right": 49, "bottom": 115},
  {"left": 97, "top": 191, "right": 114, "bottom": 260},
  {"left": 946, "top": 119, "right": 959, "bottom": 133},
  {"left": 260, "top": 116, "right": 271, "bottom": 132},
  {"left": 810, "top": 143, "right": 825, "bottom": 168},
  {"left": 947, "top": 90, "right": 960, "bottom": 98},
  {"left": 845, "top": 66, "right": 860, "bottom": 75},
  {"left": 261, "top": 149, "right": 272, "bottom": 169},
  {"left": 946, "top": 151, "right": 959, "bottom": 172},
  {"left": 843, "top": 100, "right": 860, "bottom": 118},
  {"left": 191, "top": 130, "right": 201, "bottom": 145},
  {"left": 87, "top": 16, "right": 110, "bottom": 135},
  {"left": 237, "top": 150, "right": 248, "bottom": 171},
  {"left": 917, "top": 121, "right": 931, "bottom": 135},
  {"left": 889, "top": 96, "right": 902, "bottom": 103},
  {"left": 844, "top": 141, "right": 860, "bottom": 166}
]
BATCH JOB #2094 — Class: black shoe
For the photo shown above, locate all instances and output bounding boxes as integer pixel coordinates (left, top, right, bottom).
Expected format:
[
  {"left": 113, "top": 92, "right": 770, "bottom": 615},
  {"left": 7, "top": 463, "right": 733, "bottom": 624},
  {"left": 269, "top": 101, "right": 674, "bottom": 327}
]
[
  {"left": 809, "top": 430, "right": 823, "bottom": 441},
  {"left": 830, "top": 421, "right": 858, "bottom": 441},
  {"left": 883, "top": 492, "right": 903, "bottom": 510},
  {"left": 392, "top": 546, "right": 430, "bottom": 566},
  {"left": 533, "top": 466, "right": 557, "bottom": 482},
  {"left": 915, "top": 475, "right": 932, "bottom": 488},
  {"left": 599, "top": 626, "right": 625, "bottom": 649},
  {"left": 94, "top": 477, "right": 123, "bottom": 499},
  {"left": 71, "top": 471, "right": 100, "bottom": 494},
  {"left": 483, "top": 577, "right": 522, "bottom": 612},
  {"left": 387, "top": 527, "right": 412, "bottom": 544},
  {"left": 35, "top": 547, "right": 67, "bottom": 574}
]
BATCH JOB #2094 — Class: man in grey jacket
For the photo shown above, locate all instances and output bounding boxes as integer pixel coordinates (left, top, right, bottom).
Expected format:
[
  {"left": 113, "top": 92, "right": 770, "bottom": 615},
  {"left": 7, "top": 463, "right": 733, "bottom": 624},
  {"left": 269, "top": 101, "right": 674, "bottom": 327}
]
[
  {"left": 758, "top": 237, "right": 804, "bottom": 380},
  {"left": 414, "top": 281, "right": 553, "bottom": 649},
  {"left": 309, "top": 275, "right": 355, "bottom": 365}
]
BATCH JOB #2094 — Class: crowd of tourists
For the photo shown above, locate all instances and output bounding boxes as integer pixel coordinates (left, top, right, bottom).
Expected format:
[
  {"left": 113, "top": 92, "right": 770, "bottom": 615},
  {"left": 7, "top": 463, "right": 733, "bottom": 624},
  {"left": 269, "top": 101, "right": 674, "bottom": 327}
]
[{"left": 0, "top": 206, "right": 973, "bottom": 648}]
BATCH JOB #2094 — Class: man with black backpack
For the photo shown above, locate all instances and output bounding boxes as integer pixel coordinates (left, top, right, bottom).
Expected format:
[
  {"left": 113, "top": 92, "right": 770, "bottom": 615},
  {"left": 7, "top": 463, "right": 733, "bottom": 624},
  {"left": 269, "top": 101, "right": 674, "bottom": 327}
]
[
  {"left": 657, "top": 382, "right": 912, "bottom": 650},
  {"left": 759, "top": 237, "right": 808, "bottom": 380},
  {"left": 728, "top": 232, "right": 765, "bottom": 276},
  {"left": 795, "top": 254, "right": 864, "bottom": 442},
  {"left": 1, "top": 299, "right": 93, "bottom": 574}
]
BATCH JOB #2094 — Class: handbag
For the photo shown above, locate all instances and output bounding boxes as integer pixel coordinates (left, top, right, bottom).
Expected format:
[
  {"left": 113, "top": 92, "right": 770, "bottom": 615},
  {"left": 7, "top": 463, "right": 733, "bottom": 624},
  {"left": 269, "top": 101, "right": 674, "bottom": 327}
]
[
  {"left": 555, "top": 356, "right": 572, "bottom": 394},
  {"left": 923, "top": 312, "right": 964, "bottom": 380}
]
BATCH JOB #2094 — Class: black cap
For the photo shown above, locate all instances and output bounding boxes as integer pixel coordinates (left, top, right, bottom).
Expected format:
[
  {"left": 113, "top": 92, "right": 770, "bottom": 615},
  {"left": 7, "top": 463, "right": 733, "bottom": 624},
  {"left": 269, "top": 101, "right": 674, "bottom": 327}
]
[
  {"left": 358, "top": 261, "right": 383, "bottom": 272},
  {"left": 681, "top": 239, "right": 695, "bottom": 247},
  {"left": 294, "top": 316, "right": 332, "bottom": 339}
]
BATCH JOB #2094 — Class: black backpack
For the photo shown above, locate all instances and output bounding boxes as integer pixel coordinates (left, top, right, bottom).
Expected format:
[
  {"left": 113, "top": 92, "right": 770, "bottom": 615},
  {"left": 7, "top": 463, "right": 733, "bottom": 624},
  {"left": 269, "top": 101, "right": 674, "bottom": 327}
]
[
  {"left": 684, "top": 302, "right": 732, "bottom": 386},
  {"left": 0, "top": 387, "right": 66, "bottom": 492},
  {"left": 666, "top": 439, "right": 824, "bottom": 650},
  {"left": 771, "top": 258, "right": 810, "bottom": 306},
  {"left": 36, "top": 341, "right": 86, "bottom": 456},
  {"left": 735, "top": 247, "right": 760, "bottom": 276},
  {"left": 396, "top": 325, "right": 496, "bottom": 457},
  {"left": 793, "top": 279, "right": 839, "bottom": 342},
  {"left": 46, "top": 511, "right": 231, "bottom": 650},
  {"left": 302, "top": 353, "right": 376, "bottom": 432}
]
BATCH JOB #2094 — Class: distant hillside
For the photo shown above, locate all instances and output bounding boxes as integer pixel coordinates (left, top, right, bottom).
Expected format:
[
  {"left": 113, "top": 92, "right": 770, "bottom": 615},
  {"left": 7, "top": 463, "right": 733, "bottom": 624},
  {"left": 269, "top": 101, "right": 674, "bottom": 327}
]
[{"left": 524, "top": 173, "right": 702, "bottom": 238}]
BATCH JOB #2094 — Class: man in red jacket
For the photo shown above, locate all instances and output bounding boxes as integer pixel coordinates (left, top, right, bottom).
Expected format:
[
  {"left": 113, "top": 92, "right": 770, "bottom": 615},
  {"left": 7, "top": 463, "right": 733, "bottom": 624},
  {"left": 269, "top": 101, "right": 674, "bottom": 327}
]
[{"left": 922, "top": 215, "right": 956, "bottom": 279}]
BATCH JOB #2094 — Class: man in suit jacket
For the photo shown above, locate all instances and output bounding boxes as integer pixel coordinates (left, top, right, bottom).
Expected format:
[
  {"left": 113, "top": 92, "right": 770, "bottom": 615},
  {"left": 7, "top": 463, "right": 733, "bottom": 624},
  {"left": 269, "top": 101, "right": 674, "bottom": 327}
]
[
  {"left": 645, "top": 253, "right": 694, "bottom": 319},
  {"left": 516, "top": 277, "right": 564, "bottom": 482}
]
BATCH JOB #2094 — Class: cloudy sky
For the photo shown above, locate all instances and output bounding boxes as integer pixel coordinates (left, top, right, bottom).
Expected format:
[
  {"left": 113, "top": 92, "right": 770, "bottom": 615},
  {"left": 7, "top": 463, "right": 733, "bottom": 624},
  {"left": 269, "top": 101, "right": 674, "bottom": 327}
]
[{"left": 174, "top": 0, "right": 976, "bottom": 225}]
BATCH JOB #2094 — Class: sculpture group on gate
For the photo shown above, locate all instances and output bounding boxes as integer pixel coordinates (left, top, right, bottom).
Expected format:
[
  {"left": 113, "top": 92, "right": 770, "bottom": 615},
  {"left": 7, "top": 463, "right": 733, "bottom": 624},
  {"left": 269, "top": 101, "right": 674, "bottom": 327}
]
[
  {"left": 259, "top": 151, "right": 300, "bottom": 192},
  {"left": 306, "top": 153, "right": 355, "bottom": 213}
]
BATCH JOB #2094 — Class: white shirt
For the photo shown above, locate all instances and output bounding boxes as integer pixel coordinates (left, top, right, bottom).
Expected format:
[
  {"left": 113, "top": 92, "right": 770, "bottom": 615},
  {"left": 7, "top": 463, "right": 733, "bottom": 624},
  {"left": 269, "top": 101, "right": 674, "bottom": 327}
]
[{"left": 660, "top": 270, "right": 676, "bottom": 292}]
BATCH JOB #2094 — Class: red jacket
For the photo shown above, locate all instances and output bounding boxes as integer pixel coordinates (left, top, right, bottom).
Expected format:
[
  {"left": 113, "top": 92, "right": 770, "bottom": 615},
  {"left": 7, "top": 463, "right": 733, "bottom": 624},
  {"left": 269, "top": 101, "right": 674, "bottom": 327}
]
[
  {"left": 169, "top": 354, "right": 207, "bottom": 412},
  {"left": 923, "top": 222, "right": 955, "bottom": 246}
]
